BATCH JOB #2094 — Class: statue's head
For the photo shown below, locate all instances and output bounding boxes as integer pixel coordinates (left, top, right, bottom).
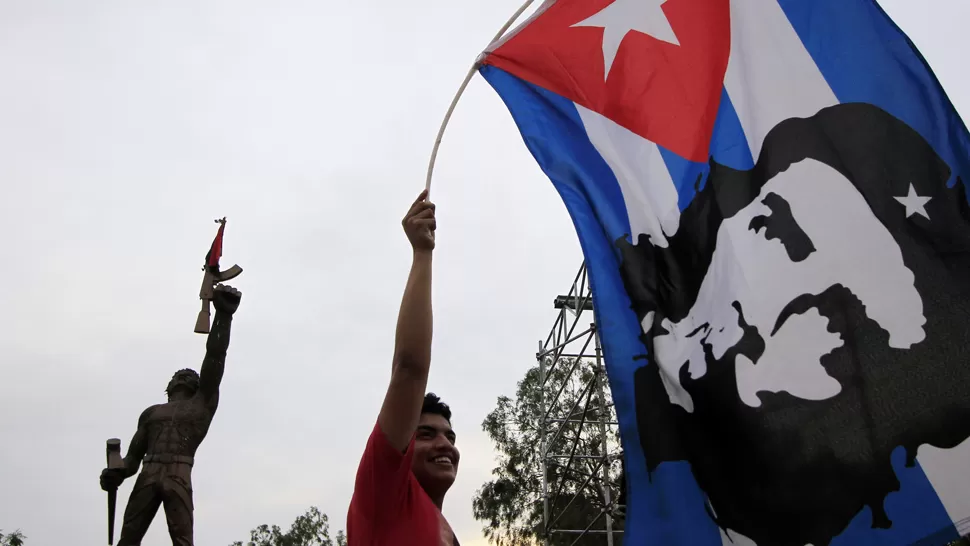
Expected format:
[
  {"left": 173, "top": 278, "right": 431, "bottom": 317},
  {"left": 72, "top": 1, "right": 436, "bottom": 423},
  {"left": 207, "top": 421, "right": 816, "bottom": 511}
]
[{"left": 166, "top": 368, "right": 200, "bottom": 401}]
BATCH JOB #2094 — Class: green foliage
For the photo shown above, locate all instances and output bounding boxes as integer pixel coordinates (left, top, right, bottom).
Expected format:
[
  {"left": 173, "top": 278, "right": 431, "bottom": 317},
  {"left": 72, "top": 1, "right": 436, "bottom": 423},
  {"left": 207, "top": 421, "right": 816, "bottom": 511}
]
[
  {"left": 229, "top": 507, "right": 346, "bottom": 546},
  {"left": 0, "top": 530, "right": 26, "bottom": 546},
  {"left": 473, "top": 359, "right": 623, "bottom": 545}
]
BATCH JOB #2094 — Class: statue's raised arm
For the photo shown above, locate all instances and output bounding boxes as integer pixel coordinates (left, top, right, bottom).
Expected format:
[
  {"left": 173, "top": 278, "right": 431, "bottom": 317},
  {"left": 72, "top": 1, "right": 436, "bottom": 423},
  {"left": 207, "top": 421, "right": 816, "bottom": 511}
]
[{"left": 199, "top": 284, "right": 241, "bottom": 411}]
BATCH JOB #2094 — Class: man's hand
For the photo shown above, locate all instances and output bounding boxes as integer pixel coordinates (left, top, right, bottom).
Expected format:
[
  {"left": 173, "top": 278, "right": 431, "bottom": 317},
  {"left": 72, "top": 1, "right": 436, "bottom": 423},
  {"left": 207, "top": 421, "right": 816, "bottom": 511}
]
[
  {"left": 100, "top": 467, "right": 126, "bottom": 491},
  {"left": 403, "top": 190, "right": 436, "bottom": 253},
  {"left": 212, "top": 284, "right": 242, "bottom": 315}
]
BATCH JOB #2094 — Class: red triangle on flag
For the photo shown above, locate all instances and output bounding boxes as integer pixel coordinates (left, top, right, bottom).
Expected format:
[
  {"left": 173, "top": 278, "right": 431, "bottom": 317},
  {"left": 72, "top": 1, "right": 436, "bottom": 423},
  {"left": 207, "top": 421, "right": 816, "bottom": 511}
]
[{"left": 484, "top": 0, "right": 730, "bottom": 163}]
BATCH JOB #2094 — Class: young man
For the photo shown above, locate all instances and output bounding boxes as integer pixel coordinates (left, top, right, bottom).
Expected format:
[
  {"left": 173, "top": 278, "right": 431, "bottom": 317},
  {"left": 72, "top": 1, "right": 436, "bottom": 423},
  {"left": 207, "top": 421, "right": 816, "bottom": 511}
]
[{"left": 347, "top": 190, "right": 461, "bottom": 545}]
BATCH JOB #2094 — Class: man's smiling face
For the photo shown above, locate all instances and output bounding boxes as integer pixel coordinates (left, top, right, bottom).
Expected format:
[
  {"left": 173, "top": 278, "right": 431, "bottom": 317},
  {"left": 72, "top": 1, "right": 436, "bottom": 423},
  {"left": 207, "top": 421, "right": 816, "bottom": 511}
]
[{"left": 411, "top": 413, "right": 460, "bottom": 494}]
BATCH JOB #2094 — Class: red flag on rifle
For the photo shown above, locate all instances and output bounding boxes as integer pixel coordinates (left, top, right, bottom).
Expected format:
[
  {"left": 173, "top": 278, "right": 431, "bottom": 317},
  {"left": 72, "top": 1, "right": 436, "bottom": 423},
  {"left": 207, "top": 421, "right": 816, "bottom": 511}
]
[{"left": 205, "top": 219, "right": 226, "bottom": 272}]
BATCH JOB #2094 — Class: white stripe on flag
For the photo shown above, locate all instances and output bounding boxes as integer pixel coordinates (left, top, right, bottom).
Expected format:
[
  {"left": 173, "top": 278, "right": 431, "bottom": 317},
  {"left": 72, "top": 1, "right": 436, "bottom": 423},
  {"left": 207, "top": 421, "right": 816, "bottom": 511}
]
[
  {"left": 918, "top": 438, "right": 970, "bottom": 536},
  {"left": 723, "top": 0, "right": 838, "bottom": 161},
  {"left": 576, "top": 104, "right": 680, "bottom": 247}
]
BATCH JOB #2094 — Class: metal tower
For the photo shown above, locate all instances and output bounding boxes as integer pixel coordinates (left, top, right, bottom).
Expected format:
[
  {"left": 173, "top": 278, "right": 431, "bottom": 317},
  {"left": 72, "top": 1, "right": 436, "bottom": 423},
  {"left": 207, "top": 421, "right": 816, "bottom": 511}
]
[{"left": 537, "top": 263, "right": 624, "bottom": 545}]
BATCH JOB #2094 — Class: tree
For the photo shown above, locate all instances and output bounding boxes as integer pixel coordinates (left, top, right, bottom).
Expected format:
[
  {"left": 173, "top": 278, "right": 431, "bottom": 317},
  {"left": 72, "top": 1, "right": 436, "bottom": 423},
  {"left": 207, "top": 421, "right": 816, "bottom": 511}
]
[
  {"left": 230, "top": 507, "right": 347, "bottom": 546},
  {"left": 0, "top": 530, "right": 26, "bottom": 546},
  {"left": 473, "top": 359, "right": 624, "bottom": 545}
]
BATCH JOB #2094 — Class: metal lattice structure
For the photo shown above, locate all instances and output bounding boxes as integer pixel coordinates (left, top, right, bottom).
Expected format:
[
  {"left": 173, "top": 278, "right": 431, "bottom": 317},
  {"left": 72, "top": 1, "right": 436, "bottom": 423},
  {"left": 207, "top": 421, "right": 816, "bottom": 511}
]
[{"left": 536, "top": 263, "right": 625, "bottom": 545}]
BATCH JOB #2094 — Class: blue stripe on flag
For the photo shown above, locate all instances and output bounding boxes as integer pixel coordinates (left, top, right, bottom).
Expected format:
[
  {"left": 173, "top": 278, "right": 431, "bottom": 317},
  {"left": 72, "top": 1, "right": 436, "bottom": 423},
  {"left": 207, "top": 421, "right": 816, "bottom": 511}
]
[
  {"left": 481, "top": 64, "right": 723, "bottom": 546},
  {"left": 709, "top": 88, "right": 755, "bottom": 172},
  {"left": 778, "top": 0, "right": 970, "bottom": 189},
  {"left": 657, "top": 145, "right": 709, "bottom": 213},
  {"left": 659, "top": 88, "right": 755, "bottom": 212}
]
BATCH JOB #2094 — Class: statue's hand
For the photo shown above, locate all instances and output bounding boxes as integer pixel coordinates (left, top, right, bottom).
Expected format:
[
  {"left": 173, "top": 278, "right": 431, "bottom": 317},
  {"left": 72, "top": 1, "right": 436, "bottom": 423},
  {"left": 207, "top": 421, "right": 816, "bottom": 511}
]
[
  {"left": 100, "top": 468, "right": 126, "bottom": 491},
  {"left": 212, "top": 284, "right": 242, "bottom": 315}
]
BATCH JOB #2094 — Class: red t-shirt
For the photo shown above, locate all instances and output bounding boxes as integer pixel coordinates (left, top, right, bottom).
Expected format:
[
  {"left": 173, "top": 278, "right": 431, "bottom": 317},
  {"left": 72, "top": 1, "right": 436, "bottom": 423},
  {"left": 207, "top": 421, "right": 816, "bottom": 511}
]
[{"left": 347, "top": 422, "right": 460, "bottom": 546}]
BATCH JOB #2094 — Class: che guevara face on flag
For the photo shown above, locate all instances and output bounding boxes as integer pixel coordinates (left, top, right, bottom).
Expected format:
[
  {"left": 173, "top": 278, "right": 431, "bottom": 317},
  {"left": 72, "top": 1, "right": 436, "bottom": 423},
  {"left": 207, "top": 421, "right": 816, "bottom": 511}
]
[{"left": 618, "top": 102, "right": 970, "bottom": 546}]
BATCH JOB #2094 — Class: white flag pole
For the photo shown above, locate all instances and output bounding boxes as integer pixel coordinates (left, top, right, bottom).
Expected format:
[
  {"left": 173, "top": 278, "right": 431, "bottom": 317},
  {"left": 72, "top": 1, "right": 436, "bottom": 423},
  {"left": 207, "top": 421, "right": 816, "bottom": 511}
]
[{"left": 424, "top": 0, "right": 540, "bottom": 195}]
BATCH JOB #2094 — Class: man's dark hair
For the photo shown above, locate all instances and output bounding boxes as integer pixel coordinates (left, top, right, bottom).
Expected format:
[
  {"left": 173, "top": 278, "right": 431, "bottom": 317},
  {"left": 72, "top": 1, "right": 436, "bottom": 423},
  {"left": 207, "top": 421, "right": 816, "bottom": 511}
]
[
  {"left": 422, "top": 393, "right": 451, "bottom": 423},
  {"left": 166, "top": 368, "right": 200, "bottom": 396}
]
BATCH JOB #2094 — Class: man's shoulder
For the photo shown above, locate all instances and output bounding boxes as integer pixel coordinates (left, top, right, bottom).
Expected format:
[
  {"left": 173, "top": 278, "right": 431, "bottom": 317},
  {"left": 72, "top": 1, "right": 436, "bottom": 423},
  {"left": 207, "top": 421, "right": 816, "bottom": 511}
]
[{"left": 363, "top": 421, "right": 414, "bottom": 464}]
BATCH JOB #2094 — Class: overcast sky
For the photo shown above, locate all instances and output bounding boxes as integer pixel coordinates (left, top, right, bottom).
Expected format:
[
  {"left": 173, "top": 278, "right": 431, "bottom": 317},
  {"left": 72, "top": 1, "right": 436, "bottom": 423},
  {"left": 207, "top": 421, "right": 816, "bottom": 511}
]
[{"left": 0, "top": 1, "right": 967, "bottom": 545}]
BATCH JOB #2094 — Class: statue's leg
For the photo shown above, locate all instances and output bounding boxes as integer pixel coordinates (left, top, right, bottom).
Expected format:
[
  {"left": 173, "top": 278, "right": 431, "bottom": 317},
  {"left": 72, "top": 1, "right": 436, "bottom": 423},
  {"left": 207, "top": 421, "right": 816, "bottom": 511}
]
[
  {"left": 117, "top": 472, "right": 162, "bottom": 546},
  {"left": 161, "top": 468, "right": 194, "bottom": 546}
]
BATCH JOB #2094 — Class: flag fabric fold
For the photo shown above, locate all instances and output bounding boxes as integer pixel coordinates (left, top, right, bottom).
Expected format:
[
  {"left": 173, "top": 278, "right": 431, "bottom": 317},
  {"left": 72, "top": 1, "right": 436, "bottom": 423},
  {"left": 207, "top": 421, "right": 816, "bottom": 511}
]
[
  {"left": 481, "top": 1, "right": 970, "bottom": 544},
  {"left": 205, "top": 222, "right": 225, "bottom": 272}
]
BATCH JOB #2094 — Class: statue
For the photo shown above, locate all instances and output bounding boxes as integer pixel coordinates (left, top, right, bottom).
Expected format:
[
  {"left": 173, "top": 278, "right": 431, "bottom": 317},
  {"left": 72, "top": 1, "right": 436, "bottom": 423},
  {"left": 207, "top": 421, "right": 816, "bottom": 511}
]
[{"left": 99, "top": 284, "right": 241, "bottom": 545}]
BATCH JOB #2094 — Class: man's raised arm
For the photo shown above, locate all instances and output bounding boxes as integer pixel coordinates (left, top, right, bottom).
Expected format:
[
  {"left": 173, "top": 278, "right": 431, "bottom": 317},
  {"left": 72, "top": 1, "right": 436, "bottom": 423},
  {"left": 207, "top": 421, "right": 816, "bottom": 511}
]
[
  {"left": 378, "top": 190, "right": 436, "bottom": 451},
  {"left": 199, "top": 285, "right": 242, "bottom": 408}
]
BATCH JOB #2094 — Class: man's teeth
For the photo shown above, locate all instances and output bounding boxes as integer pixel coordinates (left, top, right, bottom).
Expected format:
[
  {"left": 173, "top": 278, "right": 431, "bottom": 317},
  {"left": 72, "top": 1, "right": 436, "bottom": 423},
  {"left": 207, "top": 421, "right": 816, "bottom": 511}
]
[{"left": 432, "top": 456, "right": 452, "bottom": 464}]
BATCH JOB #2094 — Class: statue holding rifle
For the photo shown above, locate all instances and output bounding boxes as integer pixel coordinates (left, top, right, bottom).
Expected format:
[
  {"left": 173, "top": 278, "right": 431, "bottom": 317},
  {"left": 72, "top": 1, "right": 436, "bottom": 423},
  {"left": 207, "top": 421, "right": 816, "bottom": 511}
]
[{"left": 100, "top": 220, "right": 242, "bottom": 546}]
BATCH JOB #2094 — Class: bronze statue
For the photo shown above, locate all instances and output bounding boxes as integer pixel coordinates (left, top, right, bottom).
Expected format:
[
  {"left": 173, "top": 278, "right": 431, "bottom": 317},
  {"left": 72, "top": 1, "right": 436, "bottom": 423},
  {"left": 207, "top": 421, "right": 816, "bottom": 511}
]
[{"left": 99, "top": 284, "right": 241, "bottom": 546}]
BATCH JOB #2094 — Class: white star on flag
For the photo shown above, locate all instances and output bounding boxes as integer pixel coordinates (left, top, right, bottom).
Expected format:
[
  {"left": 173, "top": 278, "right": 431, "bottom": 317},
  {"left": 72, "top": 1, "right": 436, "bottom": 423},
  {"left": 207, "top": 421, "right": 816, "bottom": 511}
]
[
  {"left": 573, "top": 0, "right": 680, "bottom": 80},
  {"left": 894, "top": 183, "right": 932, "bottom": 220}
]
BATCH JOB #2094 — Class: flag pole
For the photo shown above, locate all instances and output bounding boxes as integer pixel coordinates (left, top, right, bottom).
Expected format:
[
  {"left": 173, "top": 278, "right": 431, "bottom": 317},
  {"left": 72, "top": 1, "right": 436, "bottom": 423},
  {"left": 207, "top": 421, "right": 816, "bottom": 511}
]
[{"left": 424, "top": 0, "right": 540, "bottom": 194}]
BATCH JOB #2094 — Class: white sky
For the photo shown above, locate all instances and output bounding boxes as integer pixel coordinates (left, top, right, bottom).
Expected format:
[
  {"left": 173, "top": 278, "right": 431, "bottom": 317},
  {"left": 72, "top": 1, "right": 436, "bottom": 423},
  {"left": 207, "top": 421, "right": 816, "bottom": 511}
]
[{"left": 0, "top": 1, "right": 967, "bottom": 545}]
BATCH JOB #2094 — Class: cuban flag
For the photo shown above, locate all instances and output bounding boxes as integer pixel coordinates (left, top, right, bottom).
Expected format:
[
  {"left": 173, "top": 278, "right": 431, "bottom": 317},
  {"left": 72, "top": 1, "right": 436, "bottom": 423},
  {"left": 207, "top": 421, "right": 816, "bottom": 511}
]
[{"left": 480, "top": 1, "right": 970, "bottom": 545}]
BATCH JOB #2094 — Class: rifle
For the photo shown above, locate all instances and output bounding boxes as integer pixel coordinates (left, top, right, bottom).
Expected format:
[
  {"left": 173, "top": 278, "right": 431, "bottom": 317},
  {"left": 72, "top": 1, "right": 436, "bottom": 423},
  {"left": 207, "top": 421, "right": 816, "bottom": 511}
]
[
  {"left": 194, "top": 218, "right": 243, "bottom": 334},
  {"left": 105, "top": 439, "right": 125, "bottom": 545}
]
